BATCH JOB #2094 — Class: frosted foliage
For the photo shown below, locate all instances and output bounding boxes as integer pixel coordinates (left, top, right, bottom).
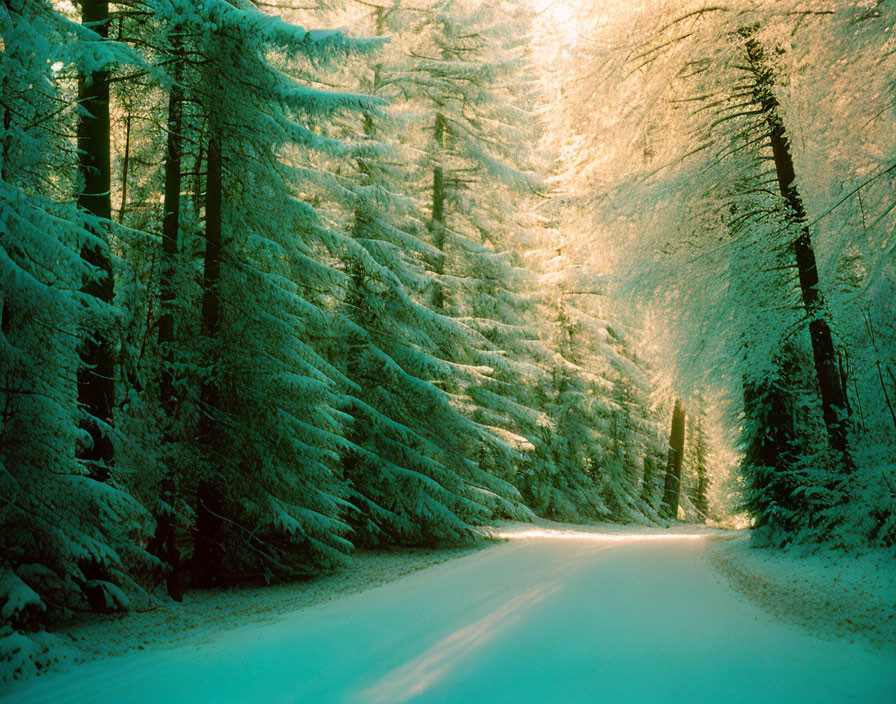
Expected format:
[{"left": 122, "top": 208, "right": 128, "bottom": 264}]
[
  {"left": 1, "top": 3, "right": 152, "bottom": 629},
  {"left": 276, "top": 0, "right": 665, "bottom": 537},
  {"left": 538, "top": 0, "right": 896, "bottom": 546},
  {"left": 176, "top": 8, "right": 370, "bottom": 576}
]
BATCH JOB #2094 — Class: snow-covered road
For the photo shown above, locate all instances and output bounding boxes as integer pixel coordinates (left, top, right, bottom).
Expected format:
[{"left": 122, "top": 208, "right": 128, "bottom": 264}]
[{"left": 5, "top": 526, "right": 895, "bottom": 703}]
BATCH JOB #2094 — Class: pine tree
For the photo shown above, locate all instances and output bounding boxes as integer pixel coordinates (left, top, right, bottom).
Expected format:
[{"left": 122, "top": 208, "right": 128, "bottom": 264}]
[
  {"left": 384, "top": 0, "right": 561, "bottom": 503},
  {"left": 1, "top": 1, "right": 150, "bottom": 629},
  {"left": 738, "top": 25, "right": 853, "bottom": 472},
  {"left": 75, "top": 0, "right": 116, "bottom": 484},
  {"left": 302, "top": 1, "right": 532, "bottom": 543},
  {"left": 688, "top": 411, "right": 710, "bottom": 517},
  {"left": 176, "top": 3, "right": 388, "bottom": 584}
]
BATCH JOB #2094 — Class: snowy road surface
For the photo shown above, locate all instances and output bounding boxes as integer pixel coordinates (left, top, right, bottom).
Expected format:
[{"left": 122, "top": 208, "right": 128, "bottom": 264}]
[{"left": 4, "top": 526, "right": 895, "bottom": 703}]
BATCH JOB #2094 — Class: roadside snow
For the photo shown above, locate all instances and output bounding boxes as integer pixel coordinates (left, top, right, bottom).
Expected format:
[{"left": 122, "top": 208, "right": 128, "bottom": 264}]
[
  {"left": 0, "top": 546, "right": 479, "bottom": 686},
  {"left": 709, "top": 533, "right": 896, "bottom": 651}
]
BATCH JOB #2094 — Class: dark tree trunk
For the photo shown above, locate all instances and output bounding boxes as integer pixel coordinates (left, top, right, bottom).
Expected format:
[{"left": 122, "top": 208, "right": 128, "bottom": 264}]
[
  {"left": 77, "top": 0, "right": 115, "bottom": 482},
  {"left": 431, "top": 112, "right": 447, "bottom": 310},
  {"left": 1, "top": 5, "right": 12, "bottom": 335},
  {"left": 1, "top": 67, "right": 11, "bottom": 182},
  {"left": 193, "top": 478, "right": 225, "bottom": 588},
  {"left": 197, "top": 129, "right": 223, "bottom": 443},
  {"left": 191, "top": 138, "right": 205, "bottom": 219},
  {"left": 661, "top": 399, "right": 686, "bottom": 519},
  {"left": 192, "top": 131, "right": 224, "bottom": 588},
  {"left": 159, "top": 75, "right": 183, "bottom": 426},
  {"left": 200, "top": 133, "right": 222, "bottom": 347},
  {"left": 147, "top": 477, "right": 181, "bottom": 600},
  {"left": 741, "top": 29, "right": 853, "bottom": 471},
  {"left": 154, "top": 43, "right": 185, "bottom": 601}
]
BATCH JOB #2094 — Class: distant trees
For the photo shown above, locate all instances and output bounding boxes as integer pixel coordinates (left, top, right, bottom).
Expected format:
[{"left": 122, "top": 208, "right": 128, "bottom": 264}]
[
  {"left": 540, "top": 0, "right": 896, "bottom": 547},
  {"left": 687, "top": 412, "right": 709, "bottom": 517}
]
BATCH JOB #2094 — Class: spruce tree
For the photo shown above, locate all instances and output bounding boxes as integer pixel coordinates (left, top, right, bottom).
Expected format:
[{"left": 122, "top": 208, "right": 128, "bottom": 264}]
[{"left": 1, "top": 1, "right": 150, "bottom": 628}]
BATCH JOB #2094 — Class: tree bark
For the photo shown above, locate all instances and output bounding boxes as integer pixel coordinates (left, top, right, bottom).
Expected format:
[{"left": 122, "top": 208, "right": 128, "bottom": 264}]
[
  {"left": 431, "top": 112, "right": 447, "bottom": 309},
  {"left": 741, "top": 29, "right": 853, "bottom": 471},
  {"left": 1, "top": 3, "right": 13, "bottom": 334},
  {"left": 200, "top": 133, "right": 222, "bottom": 348},
  {"left": 661, "top": 399, "right": 686, "bottom": 519},
  {"left": 154, "top": 37, "right": 185, "bottom": 601},
  {"left": 191, "top": 138, "right": 205, "bottom": 219},
  {"left": 192, "top": 130, "right": 224, "bottom": 588},
  {"left": 640, "top": 454, "right": 657, "bottom": 504},
  {"left": 1, "top": 54, "right": 11, "bottom": 183},
  {"left": 159, "top": 47, "right": 184, "bottom": 430},
  {"left": 76, "top": 0, "right": 115, "bottom": 482}
]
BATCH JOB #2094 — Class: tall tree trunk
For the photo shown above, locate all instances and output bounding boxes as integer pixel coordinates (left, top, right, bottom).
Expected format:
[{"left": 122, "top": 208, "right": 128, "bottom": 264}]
[
  {"left": 1, "top": 4, "right": 12, "bottom": 339},
  {"left": 661, "top": 399, "right": 686, "bottom": 519},
  {"left": 1, "top": 50, "right": 11, "bottom": 184},
  {"left": 200, "top": 134, "right": 222, "bottom": 346},
  {"left": 192, "top": 130, "right": 224, "bottom": 588},
  {"left": 431, "top": 112, "right": 447, "bottom": 310},
  {"left": 191, "top": 137, "right": 205, "bottom": 219},
  {"left": 118, "top": 114, "right": 131, "bottom": 223},
  {"left": 691, "top": 414, "right": 709, "bottom": 516},
  {"left": 640, "top": 454, "right": 657, "bottom": 504},
  {"left": 159, "top": 60, "right": 183, "bottom": 431},
  {"left": 153, "top": 39, "right": 185, "bottom": 601},
  {"left": 741, "top": 29, "right": 853, "bottom": 471},
  {"left": 77, "top": 0, "right": 115, "bottom": 482}
]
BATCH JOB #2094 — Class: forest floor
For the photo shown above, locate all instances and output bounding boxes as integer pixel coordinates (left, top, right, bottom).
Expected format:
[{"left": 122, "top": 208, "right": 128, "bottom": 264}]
[{"left": 2, "top": 520, "right": 895, "bottom": 703}]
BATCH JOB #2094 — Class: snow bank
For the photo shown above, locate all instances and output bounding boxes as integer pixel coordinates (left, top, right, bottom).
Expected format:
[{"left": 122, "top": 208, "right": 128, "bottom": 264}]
[
  {"left": 709, "top": 533, "right": 896, "bottom": 651},
  {"left": 0, "top": 630, "right": 77, "bottom": 683},
  {"left": 488, "top": 517, "right": 723, "bottom": 539},
  {"left": 0, "top": 572, "right": 44, "bottom": 626},
  {"left": 0, "top": 546, "right": 479, "bottom": 685}
]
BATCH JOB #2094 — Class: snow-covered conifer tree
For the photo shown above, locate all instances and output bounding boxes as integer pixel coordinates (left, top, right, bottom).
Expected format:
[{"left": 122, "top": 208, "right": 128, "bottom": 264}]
[{"left": 0, "top": 2, "right": 151, "bottom": 633}]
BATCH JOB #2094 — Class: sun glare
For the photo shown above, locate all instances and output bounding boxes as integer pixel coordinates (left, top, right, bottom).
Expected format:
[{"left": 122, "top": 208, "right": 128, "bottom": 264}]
[{"left": 543, "top": 0, "right": 579, "bottom": 44}]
